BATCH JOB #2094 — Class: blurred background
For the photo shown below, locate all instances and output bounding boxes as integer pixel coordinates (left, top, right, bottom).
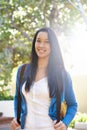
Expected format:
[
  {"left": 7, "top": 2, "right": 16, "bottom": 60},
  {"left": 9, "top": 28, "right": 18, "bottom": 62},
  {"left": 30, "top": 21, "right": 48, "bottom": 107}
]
[{"left": 0, "top": 0, "right": 87, "bottom": 117}]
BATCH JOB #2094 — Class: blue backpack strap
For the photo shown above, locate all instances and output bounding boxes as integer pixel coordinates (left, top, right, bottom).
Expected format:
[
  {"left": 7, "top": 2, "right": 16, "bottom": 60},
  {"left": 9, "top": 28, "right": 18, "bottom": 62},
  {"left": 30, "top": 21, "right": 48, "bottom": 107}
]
[{"left": 17, "top": 64, "right": 26, "bottom": 124}]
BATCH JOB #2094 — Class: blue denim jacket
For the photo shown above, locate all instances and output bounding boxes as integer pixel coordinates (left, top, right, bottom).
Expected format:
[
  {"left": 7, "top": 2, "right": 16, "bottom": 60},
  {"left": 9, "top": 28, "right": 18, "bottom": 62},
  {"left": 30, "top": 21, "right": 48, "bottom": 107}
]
[{"left": 14, "top": 64, "right": 77, "bottom": 129}]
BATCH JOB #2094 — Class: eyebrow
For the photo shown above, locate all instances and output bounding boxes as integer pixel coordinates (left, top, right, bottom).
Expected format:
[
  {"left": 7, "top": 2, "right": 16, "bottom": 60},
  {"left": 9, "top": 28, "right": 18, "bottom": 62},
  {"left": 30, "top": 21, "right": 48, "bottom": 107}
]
[{"left": 36, "top": 38, "right": 49, "bottom": 41}]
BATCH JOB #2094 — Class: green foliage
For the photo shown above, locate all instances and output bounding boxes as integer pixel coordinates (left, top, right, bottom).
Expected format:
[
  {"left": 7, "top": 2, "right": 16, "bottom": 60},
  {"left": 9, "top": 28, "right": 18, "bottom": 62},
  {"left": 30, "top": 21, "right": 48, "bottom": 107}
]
[
  {"left": 69, "top": 112, "right": 87, "bottom": 128},
  {"left": 0, "top": 0, "right": 86, "bottom": 99},
  {"left": 0, "top": 89, "right": 13, "bottom": 100}
]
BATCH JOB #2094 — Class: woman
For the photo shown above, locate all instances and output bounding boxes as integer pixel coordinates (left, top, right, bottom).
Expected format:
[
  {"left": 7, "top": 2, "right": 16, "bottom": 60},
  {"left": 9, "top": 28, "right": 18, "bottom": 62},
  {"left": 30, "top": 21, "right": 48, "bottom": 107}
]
[{"left": 11, "top": 27, "right": 77, "bottom": 130}]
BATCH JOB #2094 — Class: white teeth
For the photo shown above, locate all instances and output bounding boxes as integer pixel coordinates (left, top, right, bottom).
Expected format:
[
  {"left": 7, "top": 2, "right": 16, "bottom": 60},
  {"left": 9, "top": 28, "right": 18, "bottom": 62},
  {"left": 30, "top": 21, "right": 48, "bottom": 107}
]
[{"left": 38, "top": 49, "right": 45, "bottom": 53}]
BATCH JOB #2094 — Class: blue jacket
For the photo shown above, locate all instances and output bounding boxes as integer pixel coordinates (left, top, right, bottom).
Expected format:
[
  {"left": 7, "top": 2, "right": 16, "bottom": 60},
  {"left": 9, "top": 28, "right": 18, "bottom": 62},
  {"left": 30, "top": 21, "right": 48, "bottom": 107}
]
[{"left": 14, "top": 64, "right": 78, "bottom": 129}]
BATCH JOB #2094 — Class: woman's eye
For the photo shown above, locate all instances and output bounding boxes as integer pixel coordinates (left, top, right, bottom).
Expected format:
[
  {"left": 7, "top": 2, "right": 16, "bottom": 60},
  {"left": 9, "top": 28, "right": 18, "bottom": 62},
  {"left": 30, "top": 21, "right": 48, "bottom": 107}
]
[
  {"left": 36, "top": 39, "right": 49, "bottom": 44},
  {"left": 45, "top": 41, "right": 49, "bottom": 43},
  {"left": 44, "top": 41, "right": 49, "bottom": 44},
  {"left": 37, "top": 40, "right": 40, "bottom": 42}
]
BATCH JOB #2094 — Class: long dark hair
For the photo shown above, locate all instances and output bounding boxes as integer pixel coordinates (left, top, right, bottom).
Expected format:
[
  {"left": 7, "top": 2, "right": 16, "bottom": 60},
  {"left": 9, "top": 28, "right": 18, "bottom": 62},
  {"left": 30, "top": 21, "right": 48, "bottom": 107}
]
[{"left": 25, "top": 27, "right": 65, "bottom": 121}]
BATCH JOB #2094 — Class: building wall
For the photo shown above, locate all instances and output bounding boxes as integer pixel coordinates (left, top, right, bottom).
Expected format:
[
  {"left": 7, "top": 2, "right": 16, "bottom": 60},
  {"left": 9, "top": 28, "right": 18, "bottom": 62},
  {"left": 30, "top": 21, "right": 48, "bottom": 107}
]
[{"left": 72, "top": 75, "right": 87, "bottom": 113}]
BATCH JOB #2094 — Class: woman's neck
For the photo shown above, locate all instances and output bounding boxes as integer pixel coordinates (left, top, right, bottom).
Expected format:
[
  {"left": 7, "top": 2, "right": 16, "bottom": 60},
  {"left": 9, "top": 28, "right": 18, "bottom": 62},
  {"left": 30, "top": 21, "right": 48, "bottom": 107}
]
[{"left": 37, "top": 58, "right": 48, "bottom": 69}]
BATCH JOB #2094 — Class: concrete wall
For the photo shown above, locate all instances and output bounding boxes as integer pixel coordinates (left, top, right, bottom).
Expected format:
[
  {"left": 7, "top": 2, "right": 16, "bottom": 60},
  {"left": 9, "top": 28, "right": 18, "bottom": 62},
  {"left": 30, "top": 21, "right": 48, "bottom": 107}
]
[
  {"left": 72, "top": 75, "right": 87, "bottom": 113},
  {"left": 0, "top": 101, "right": 14, "bottom": 117}
]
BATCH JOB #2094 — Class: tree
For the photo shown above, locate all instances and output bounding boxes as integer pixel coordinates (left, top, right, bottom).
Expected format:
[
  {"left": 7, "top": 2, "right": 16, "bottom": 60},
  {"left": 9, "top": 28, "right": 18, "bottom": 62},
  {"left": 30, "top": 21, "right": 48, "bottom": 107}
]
[
  {"left": 68, "top": 0, "right": 87, "bottom": 25},
  {"left": 0, "top": 0, "right": 87, "bottom": 99}
]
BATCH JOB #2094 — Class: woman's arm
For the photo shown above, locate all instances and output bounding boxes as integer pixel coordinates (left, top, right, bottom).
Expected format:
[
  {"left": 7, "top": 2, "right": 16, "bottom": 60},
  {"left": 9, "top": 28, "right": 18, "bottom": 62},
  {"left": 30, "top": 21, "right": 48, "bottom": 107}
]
[
  {"left": 14, "top": 65, "right": 21, "bottom": 118},
  {"left": 11, "top": 66, "right": 22, "bottom": 130},
  {"left": 62, "top": 72, "right": 78, "bottom": 126},
  {"left": 53, "top": 72, "right": 78, "bottom": 130}
]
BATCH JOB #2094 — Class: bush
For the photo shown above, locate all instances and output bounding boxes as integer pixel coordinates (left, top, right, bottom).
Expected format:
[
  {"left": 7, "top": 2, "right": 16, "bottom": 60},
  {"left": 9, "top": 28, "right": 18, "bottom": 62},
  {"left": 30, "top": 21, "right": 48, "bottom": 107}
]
[
  {"left": 69, "top": 112, "right": 87, "bottom": 128},
  {"left": 0, "top": 90, "right": 13, "bottom": 100}
]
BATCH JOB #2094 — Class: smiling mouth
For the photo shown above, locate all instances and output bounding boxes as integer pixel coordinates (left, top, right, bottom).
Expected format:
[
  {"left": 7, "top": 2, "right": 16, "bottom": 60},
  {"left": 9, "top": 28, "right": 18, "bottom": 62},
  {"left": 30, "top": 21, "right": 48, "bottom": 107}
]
[{"left": 38, "top": 49, "right": 46, "bottom": 53}]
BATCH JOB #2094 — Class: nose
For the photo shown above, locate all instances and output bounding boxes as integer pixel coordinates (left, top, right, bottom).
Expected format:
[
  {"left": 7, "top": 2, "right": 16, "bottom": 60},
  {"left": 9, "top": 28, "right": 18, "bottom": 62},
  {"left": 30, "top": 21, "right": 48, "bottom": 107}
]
[{"left": 39, "top": 42, "right": 44, "bottom": 47}]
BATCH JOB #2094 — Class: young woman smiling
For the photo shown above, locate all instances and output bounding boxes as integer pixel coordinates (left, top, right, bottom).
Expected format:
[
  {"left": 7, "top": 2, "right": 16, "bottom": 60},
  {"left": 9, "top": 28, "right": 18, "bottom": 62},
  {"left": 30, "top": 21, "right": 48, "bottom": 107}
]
[{"left": 11, "top": 27, "right": 78, "bottom": 130}]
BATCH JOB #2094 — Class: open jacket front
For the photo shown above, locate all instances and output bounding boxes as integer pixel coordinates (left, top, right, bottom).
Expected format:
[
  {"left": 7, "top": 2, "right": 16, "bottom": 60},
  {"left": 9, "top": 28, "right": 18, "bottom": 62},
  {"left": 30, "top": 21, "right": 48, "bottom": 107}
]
[{"left": 14, "top": 64, "right": 78, "bottom": 129}]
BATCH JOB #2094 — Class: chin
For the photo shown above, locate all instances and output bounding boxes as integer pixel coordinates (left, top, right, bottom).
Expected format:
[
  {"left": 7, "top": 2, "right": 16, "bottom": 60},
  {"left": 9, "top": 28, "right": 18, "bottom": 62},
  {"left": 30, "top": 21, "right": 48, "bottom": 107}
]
[
  {"left": 38, "top": 55, "right": 49, "bottom": 59},
  {"left": 38, "top": 56, "right": 46, "bottom": 59}
]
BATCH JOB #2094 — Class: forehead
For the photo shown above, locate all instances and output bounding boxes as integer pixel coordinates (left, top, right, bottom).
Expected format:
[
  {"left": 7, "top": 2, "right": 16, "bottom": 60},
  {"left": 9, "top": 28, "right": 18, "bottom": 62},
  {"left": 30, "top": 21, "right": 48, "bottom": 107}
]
[{"left": 36, "top": 31, "right": 48, "bottom": 39}]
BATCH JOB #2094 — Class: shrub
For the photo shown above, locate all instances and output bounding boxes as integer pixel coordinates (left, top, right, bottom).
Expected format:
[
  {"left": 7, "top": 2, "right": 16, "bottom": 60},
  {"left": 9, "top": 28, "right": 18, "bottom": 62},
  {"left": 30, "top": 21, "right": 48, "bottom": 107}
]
[{"left": 69, "top": 112, "right": 87, "bottom": 128}]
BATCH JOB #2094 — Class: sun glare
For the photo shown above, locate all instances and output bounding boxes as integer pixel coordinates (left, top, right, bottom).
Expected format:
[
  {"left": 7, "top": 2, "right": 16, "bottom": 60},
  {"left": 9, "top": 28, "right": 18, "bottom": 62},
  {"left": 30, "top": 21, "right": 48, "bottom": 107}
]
[
  {"left": 58, "top": 23, "right": 87, "bottom": 75},
  {"left": 69, "top": 24, "right": 87, "bottom": 75}
]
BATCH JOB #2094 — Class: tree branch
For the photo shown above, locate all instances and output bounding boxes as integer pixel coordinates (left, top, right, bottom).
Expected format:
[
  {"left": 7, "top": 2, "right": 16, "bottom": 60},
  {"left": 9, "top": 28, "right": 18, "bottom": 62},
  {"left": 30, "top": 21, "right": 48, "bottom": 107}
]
[
  {"left": 76, "top": 0, "right": 87, "bottom": 25},
  {"left": 68, "top": 0, "right": 87, "bottom": 25},
  {"left": 68, "top": 0, "right": 79, "bottom": 10},
  {"left": 11, "top": 20, "right": 32, "bottom": 41}
]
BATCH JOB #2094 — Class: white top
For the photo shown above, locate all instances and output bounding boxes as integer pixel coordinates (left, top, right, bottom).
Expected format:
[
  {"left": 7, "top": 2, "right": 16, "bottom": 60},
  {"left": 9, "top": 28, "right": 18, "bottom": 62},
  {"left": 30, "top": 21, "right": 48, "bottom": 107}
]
[{"left": 22, "top": 77, "right": 55, "bottom": 130}]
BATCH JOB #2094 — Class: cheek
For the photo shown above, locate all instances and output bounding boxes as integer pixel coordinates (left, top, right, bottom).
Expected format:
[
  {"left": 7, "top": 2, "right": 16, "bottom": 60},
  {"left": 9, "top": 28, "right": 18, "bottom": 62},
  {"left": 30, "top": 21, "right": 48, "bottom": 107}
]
[{"left": 47, "top": 45, "right": 51, "bottom": 53}]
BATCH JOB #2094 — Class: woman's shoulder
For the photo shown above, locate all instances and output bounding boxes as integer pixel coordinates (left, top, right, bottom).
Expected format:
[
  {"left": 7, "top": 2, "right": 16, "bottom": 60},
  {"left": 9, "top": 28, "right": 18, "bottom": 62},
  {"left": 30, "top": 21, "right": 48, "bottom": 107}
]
[
  {"left": 16, "top": 63, "right": 31, "bottom": 77},
  {"left": 17, "top": 63, "right": 30, "bottom": 70}
]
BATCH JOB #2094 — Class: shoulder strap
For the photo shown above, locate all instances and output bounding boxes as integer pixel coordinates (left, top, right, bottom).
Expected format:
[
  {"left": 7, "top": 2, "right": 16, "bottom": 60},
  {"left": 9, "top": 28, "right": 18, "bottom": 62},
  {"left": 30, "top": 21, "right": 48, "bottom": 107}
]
[{"left": 17, "top": 64, "right": 26, "bottom": 124}]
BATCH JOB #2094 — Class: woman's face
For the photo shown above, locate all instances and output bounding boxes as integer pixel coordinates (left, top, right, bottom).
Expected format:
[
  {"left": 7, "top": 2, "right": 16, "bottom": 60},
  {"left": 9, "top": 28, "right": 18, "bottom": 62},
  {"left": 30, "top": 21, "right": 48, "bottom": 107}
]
[{"left": 35, "top": 31, "right": 51, "bottom": 59}]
